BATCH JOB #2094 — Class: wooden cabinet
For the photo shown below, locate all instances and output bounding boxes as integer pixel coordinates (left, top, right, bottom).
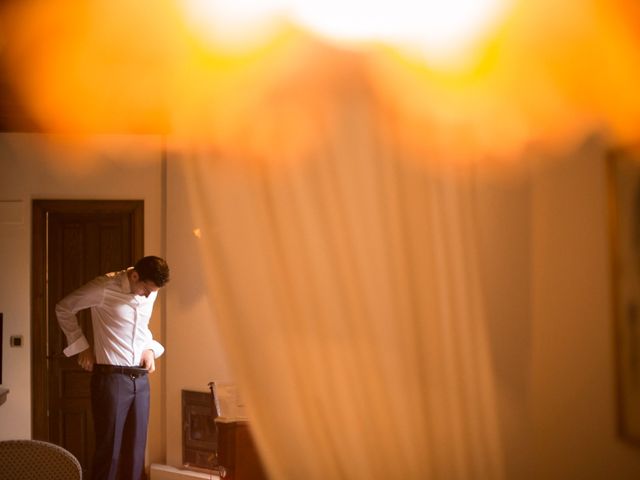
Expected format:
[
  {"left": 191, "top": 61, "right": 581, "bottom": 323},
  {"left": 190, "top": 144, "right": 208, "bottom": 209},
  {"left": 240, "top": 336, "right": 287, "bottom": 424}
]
[{"left": 216, "top": 419, "right": 268, "bottom": 480}]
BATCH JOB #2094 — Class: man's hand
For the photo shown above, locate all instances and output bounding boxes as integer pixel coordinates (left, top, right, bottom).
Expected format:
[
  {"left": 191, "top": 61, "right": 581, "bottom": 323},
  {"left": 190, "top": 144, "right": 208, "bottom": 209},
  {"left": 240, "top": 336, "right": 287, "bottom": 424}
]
[
  {"left": 140, "top": 349, "right": 156, "bottom": 373},
  {"left": 78, "top": 347, "right": 95, "bottom": 372}
]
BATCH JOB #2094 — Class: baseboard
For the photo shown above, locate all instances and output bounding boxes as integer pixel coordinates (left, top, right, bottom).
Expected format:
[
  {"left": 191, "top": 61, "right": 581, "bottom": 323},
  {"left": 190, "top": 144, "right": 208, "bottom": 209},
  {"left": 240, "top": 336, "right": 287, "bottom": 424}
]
[{"left": 149, "top": 463, "right": 220, "bottom": 480}]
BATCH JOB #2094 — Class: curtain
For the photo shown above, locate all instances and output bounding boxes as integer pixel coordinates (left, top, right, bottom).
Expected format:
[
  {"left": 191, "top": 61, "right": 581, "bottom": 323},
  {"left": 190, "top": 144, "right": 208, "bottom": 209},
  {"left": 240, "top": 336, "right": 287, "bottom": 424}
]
[
  {"left": 3, "top": 1, "right": 640, "bottom": 477},
  {"left": 182, "top": 54, "right": 504, "bottom": 478}
]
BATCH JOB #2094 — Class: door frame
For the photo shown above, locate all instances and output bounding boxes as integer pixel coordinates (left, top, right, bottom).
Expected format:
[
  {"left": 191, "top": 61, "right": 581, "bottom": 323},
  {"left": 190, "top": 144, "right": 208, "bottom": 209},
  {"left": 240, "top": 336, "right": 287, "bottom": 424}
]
[{"left": 31, "top": 199, "right": 144, "bottom": 440}]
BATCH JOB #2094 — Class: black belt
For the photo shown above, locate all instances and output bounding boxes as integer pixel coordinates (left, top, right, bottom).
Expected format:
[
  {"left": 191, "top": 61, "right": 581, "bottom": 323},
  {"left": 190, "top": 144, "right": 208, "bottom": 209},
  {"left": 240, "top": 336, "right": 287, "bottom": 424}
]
[{"left": 93, "top": 364, "right": 149, "bottom": 377}]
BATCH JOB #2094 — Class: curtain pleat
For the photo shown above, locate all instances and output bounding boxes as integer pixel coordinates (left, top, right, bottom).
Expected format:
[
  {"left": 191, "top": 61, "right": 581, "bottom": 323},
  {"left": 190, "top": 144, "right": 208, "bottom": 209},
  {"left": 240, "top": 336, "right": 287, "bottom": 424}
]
[{"left": 183, "top": 69, "right": 504, "bottom": 479}]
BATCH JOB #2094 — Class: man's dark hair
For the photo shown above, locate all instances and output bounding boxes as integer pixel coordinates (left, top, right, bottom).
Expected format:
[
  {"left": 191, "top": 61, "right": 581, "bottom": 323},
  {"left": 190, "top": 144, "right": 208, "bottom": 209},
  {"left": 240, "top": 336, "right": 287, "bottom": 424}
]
[{"left": 134, "top": 256, "right": 170, "bottom": 287}]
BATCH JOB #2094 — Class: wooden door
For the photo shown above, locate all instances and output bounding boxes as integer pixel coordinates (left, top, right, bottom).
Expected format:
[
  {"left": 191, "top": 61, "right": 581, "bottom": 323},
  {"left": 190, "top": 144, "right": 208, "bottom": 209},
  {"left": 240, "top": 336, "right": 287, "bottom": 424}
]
[{"left": 32, "top": 200, "right": 144, "bottom": 477}]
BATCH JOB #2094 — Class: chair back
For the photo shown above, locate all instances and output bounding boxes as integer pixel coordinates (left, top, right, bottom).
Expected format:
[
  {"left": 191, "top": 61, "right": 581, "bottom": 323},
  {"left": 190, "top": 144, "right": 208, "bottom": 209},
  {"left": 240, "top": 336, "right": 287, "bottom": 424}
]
[{"left": 0, "top": 439, "right": 82, "bottom": 480}]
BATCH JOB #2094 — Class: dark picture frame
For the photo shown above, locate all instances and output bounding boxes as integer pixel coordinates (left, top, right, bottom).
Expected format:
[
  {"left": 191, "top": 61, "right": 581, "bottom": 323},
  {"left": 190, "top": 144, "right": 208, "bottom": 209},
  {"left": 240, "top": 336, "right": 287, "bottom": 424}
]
[
  {"left": 608, "top": 146, "right": 640, "bottom": 443},
  {"left": 182, "top": 389, "right": 219, "bottom": 472}
]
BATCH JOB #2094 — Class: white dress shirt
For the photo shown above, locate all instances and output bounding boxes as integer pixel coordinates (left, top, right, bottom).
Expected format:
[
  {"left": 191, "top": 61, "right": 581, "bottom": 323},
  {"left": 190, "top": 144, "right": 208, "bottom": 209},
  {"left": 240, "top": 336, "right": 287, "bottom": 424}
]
[{"left": 55, "top": 268, "right": 165, "bottom": 366}]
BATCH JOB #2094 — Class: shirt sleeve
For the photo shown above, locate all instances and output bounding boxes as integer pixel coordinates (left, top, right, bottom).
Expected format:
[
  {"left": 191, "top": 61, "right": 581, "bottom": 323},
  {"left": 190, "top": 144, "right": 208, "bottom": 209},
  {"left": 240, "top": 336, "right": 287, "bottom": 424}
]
[
  {"left": 143, "top": 321, "right": 165, "bottom": 359},
  {"left": 148, "top": 339, "right": 165, "bottom": 359},
  {"left": 55, "top": 277, "right": 105, "bottom": 357},
  {"left": 142, "top": 291, "right": 165, "bottom": 359}
]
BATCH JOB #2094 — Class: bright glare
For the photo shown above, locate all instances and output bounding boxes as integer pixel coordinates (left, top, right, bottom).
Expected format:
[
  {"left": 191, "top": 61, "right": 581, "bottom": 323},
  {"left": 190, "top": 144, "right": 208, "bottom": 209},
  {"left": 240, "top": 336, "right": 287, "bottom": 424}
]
[
  {"left": 288, "top": 0, "right": 508, "bottom": 62},
  {"left": 181, "top": 0, "right": 288, "bottom": 51},
  {"left": 181, "top": 0, "right": 510, "bottom": 64}
]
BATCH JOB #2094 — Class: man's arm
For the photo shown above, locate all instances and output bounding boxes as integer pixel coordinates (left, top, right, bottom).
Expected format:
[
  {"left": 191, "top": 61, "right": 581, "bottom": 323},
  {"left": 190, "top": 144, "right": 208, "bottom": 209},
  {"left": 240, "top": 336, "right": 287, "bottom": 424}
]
[
  {"left": 140, "top": 336, "right": 164, "bottom": 373},
  {"left": 77, "top": 347, "right": 96, "bottom": 372},
  {"left": 140, "top": 349, "right": 156, "bottom": 373},
  {"left": 140, "top": 324, "right": 164, "bottom": 372},
  {"left": 55, "top": 277, "right": 104, "bottom": 365}
]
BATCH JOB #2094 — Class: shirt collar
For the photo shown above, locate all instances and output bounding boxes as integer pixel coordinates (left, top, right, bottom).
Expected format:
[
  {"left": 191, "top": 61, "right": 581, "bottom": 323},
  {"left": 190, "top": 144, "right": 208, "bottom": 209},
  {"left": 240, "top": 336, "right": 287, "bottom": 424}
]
[{"left": 120, "top": 267, "right": 134, "bottom": 294}]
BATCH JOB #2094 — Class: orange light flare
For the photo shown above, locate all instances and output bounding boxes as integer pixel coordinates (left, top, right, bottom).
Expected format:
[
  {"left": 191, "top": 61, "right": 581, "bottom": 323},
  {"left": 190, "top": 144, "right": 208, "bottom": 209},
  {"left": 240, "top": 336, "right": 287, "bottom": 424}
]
[
  {"left": 0, "top": 0, "right": 348, "bottom": 163},
  {"left": 0, "top": 0, "right": 179, "bottom": 135},
  {"left": 0, "top": 0, "right": 639, "bottom": 165},
  {"left": 368, "top": 0, "right": 640, "bottom": 163}
]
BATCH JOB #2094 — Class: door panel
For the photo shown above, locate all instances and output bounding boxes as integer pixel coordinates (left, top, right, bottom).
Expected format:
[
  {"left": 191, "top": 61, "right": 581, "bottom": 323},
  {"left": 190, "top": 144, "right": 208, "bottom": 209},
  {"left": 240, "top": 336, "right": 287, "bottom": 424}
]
[{"left": 32, "top": 200, "right": 143, "bottom": 477}]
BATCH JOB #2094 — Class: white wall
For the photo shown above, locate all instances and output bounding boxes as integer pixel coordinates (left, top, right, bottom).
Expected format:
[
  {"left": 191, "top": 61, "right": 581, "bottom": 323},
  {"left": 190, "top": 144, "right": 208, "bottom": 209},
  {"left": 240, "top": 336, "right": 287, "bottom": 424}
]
[
  {"left": 3, "top": 131, "right": 640, "bottom": 478},
  {"left": 475, "top": 137, "right": 640, "bottom": 479},
  {"left": 163, "top": 149, "right": 232, "bottom": 467},
  {"left": 0, "top": 133, "right": 165, "bottom": 465},
  {"left": 475, "top": 159, "right": 534, "bottom": 480},
  {"left": 0, "top": 133, "right": 233, "bottom": 470},
  {"left": 530, "top": 137, "right": 640, "bottom": 479}
]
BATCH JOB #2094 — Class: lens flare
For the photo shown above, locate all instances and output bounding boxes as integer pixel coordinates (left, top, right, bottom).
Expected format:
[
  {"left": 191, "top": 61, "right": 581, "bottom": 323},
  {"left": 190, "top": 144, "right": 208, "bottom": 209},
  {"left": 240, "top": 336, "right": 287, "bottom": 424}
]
[
  {"left": 1, "top": 0, "right": 639, "bottom": 162},
  {"left": 179, "top": 0, "right": 510, "bottom": 66},
  {"left": 181, "top": 0, "right": 288, "bottom": 52},
  {"left": 286, "top": 0, "right": 510, "bottom": 66}
]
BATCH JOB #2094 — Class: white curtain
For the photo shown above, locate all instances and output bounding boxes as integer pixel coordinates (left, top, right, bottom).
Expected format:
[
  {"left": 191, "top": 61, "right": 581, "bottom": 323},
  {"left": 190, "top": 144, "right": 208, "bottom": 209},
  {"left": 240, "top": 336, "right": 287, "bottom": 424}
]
[
  {"left": 182, "top": 65, "right": 504, "bottom": 479},
  {"left": 3, "top": 2, "right": 640, "bottom": 476}
]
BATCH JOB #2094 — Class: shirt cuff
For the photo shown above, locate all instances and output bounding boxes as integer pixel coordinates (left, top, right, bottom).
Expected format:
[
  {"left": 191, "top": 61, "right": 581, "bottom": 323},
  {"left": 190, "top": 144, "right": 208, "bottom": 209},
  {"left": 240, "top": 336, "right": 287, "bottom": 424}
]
[
  {"left": 149, "top": 340, "right": 165, "bottom": 359},
  {"left": 63, "top": 336, "right": 90, "bottom": 357}
]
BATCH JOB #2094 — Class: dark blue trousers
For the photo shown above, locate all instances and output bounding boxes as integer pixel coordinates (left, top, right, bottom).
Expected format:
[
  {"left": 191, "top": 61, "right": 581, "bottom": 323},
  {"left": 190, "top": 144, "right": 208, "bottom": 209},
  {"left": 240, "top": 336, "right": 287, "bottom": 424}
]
[{"left": 91, "top": 371, "right": 150, "bottom": 480}]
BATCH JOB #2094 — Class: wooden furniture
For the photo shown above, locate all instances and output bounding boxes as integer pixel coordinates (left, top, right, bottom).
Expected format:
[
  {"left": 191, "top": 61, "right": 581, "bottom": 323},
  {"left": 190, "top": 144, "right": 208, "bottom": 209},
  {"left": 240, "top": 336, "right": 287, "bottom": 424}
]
[
  {"left": 216, "top": 418, "right": 268, "bottom": 480},
  {"left": 193, "top": 382, "right": 268, "bottom": 479}
]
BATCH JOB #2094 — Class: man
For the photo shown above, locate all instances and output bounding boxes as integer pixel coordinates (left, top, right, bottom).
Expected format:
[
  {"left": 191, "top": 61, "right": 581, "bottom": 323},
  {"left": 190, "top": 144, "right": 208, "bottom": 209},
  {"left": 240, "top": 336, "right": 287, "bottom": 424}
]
[{"left": 56, "top": 255, "right": 170, "bottom": 480}]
